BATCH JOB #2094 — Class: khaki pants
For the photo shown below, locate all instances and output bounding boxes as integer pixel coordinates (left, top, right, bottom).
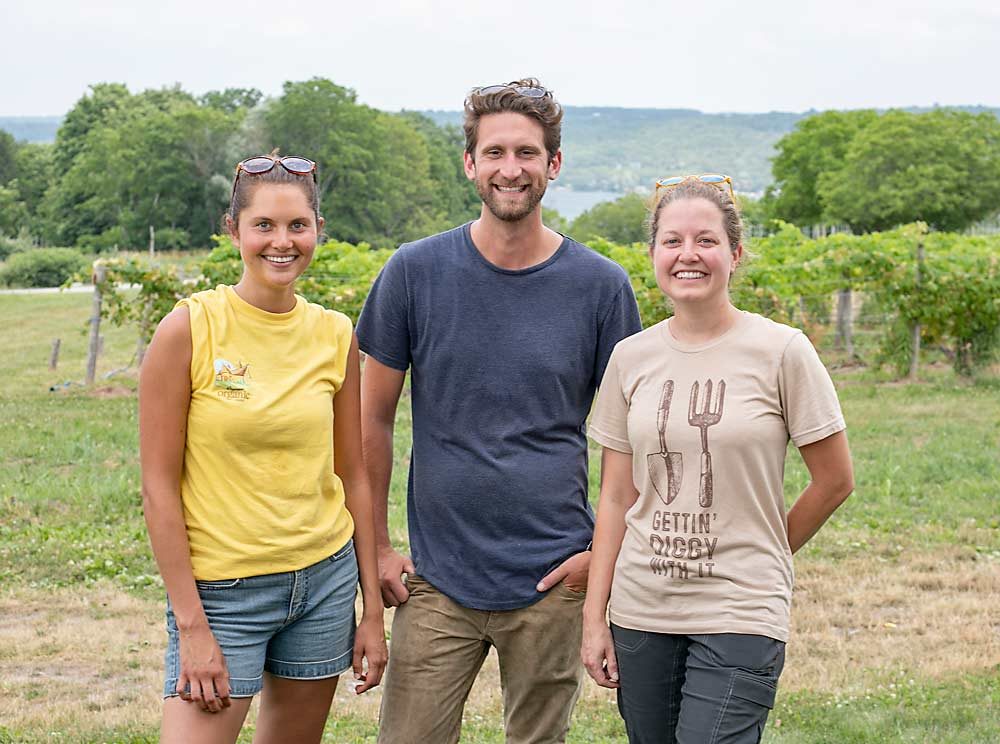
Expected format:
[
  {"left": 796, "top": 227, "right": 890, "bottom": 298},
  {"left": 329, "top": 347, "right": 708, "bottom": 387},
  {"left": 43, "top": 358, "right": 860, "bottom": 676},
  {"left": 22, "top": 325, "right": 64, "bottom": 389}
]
[{"left": 377, "top": 575, "right": 585, "bottom": 744}]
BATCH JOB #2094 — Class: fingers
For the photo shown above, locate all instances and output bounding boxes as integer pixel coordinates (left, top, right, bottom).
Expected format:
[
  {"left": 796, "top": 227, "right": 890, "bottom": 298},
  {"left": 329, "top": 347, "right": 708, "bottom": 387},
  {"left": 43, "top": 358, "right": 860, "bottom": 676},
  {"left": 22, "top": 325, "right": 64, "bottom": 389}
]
[
  {"left": 380, "top": 575, "right": 410, "bottom": 608},
  {"left": 354, "top": 650, "right": 387, "bottom": 694},
  {"left": 605, "top": 645, "right": 620, "bottom": 687},
  {"left": 536, "top": 564, "right": 567, "bottom": 592},
  {"left": 378, "top": 552, "right": 414, "bottom": 607},
  {"left": 177, "top": 673, "right": 231, "bottom": 712}
]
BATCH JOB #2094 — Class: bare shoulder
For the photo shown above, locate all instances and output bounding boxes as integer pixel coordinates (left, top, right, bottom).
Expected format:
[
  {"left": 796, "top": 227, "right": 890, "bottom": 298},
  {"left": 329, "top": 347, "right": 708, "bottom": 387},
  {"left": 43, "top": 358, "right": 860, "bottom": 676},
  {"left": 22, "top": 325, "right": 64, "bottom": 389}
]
[{"left": 143, "top": 306, "right": 192, "bottom": 378}]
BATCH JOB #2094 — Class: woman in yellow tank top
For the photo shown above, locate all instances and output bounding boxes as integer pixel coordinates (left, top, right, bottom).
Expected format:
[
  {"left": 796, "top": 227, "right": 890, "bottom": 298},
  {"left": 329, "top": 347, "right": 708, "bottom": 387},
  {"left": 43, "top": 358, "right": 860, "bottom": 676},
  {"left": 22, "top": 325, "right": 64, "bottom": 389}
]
[{"left": 139, "top": 155, "right": 386, "bottom": 744}]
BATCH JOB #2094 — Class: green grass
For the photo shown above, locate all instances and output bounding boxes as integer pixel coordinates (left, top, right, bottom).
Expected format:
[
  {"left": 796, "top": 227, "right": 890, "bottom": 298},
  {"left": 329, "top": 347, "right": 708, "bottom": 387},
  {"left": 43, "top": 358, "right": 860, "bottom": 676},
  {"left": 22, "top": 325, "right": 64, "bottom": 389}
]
[{"left": 2, "top": 292, "right": 998, "bottom": 742}]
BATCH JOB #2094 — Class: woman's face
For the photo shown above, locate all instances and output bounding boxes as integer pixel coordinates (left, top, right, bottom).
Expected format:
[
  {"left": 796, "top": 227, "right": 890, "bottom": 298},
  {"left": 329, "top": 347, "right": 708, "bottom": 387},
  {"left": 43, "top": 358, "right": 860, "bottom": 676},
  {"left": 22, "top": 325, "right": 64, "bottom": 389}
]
[
  {"left": 649, "top": 197, "right": 741, "bottom": 308},
  {"left": 229, "top": 183, "right": 322, "bottom": 292}
]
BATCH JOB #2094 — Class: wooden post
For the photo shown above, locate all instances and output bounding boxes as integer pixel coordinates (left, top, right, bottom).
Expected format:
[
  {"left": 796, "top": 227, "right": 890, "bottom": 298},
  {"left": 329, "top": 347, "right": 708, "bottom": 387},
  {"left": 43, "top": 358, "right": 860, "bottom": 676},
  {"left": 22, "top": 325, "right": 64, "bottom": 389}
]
[
  {"left": 836, "top": 287, "right": 854, "bottom": 357},
  {"left": 49, "top": 339, "right": 61, "bottom": 370},
  {"left": 909, "top": 241, "right": 925, "bottom": 380},
  {"left": 136, "top": 297, "right": 153, "bottom": 367},
  {"left": 149, "top": 224, "right": 155, "bottom": 259},
  {"left": 86, "top": 261, "right": 106, "bottom": 385}
]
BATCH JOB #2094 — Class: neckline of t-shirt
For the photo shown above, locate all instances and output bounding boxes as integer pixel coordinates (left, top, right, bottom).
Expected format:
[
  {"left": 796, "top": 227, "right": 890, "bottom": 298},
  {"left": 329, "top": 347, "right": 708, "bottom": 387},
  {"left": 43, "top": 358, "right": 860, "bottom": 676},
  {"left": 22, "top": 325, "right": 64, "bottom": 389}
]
[
  {"left": 658, "top": 310, "right": 752, "bottom": 353},
  {"left": 461, "top": 221, "right": 569, "bottom": 275},
  {"left": 222, "top": 284, "right": 305, "bottom": 324}
]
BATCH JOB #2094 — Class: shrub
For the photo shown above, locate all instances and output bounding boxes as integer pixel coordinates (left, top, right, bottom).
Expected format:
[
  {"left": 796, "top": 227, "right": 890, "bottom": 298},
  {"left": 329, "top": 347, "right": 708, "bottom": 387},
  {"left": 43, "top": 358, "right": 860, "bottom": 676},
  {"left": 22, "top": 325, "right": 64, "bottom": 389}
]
[{"left": 0, "top": 247, "right": 89, "bottom": 288}]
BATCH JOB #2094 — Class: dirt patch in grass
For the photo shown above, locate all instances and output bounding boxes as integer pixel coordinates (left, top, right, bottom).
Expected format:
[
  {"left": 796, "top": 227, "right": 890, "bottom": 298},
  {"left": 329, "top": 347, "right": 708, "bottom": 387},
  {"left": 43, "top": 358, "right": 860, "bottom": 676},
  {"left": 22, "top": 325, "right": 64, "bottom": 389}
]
[
  {"left": 784, "top": 547, "right": 1000, "bottom": 694},
  {"left": 89, "top": 384, "right": 135, "bottom": 399}
]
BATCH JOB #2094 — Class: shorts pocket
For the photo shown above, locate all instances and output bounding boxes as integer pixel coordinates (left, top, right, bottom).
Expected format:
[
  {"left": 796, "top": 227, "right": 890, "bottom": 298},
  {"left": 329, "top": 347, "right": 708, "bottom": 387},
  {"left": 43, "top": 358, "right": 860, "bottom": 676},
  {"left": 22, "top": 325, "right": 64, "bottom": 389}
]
[
  {"left": 195, "top": 578, "right": 243, "bottom": 591},
  {"left": 327, "top": 539, "right": 355, "bottom": 563},
  {"left": 730, "top": 671, "right": 777, "bottom": 709}
]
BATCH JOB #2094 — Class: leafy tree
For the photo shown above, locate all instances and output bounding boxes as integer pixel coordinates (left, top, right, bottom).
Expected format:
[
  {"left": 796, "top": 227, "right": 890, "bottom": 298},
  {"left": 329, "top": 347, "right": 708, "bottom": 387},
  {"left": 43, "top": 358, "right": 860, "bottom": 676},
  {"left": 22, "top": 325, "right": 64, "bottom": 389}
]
[
  {"left": 265, "top": 78, "right": 446, "bottom": 248},
  {"left": 398, "top": 111, "right": 479, "bottom": 225},
  {"left": 44, "top": 88, "right": 242, "bottom": 248},
  {"left": 0, "top": 186, "right": 30, "bottom": 236},
  {"left": 51, "top": 83, "right": 132, "bottom": 173},
  {"left": 199, "top": 88, "right": 263, "bottom": 114},
  {"left": 0, "top": 130, "right": 17, "bottom": 186},
  {"left": 765, "top": 110, "right": 877, "bottom": 226},
  {"left": 569, "top": 192, "right": 649, "bottom": 244},
  {"left": 821, "top": 109, "right": 1000, "bottom": 232}
]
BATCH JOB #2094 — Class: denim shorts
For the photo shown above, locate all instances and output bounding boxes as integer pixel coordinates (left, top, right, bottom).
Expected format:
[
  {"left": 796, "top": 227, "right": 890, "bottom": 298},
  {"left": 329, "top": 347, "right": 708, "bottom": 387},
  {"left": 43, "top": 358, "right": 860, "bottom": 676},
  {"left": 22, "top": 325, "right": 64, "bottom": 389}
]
[{"left": 164, "top": 539, "right": 358, "bottom": 699}]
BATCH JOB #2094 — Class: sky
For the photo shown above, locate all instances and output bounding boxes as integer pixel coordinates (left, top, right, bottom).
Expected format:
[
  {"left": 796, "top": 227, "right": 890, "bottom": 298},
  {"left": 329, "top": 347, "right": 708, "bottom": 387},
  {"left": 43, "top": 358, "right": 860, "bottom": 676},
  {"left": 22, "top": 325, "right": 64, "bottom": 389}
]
[{"left": 4, "top": 0, "right": 999, "bottom": 117}]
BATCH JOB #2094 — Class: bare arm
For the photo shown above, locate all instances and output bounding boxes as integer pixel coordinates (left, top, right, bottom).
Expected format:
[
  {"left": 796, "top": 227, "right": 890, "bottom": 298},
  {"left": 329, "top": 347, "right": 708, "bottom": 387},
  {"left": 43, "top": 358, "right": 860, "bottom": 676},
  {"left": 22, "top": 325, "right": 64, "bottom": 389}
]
[
  {"left": 581, "top": 447, "right": 639, "bottom": 689},
  {"left": 334, "top": 334, "right": 387, "bottom": 692},
  {"left": 139, "top": 306, "right": 229, "bottom": 713},
  {"left": 359, "top": 355, "right": 412, "bottom": 607},
  {"left": 787, "top": 430, "right": 855, "bottom": 553}
]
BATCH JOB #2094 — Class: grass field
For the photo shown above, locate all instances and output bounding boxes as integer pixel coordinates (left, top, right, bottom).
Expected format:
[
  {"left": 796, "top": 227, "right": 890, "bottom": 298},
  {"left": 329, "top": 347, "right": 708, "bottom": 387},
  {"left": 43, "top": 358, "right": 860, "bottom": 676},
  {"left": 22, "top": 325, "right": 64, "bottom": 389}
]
[{"left": 1, "top": 292, "right": 998, "bottom": 743}]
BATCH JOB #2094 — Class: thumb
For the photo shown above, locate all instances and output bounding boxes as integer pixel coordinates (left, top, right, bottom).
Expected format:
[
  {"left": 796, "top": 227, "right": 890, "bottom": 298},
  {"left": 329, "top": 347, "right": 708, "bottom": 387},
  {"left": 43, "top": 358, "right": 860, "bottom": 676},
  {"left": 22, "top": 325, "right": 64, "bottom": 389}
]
[
  {"left": 537, "top": 564, "right": 567, "bottom": 592},
  {"left": 403, "top": 556, "right": 415, "bottom": 574}
]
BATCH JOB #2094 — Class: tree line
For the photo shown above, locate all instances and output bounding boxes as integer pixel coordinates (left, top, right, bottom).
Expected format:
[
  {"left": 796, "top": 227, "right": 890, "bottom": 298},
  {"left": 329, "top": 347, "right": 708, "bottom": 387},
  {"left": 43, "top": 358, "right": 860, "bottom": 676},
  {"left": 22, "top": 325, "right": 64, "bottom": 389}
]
[{"left": 0, "top": 79, "right": 480, "bottom": 251}]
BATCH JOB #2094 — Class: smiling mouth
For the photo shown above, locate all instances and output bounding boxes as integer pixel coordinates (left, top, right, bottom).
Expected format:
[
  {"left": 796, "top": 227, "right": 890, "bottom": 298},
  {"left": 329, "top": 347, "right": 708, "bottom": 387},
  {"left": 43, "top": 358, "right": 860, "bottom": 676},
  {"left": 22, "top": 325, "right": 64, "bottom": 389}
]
[
  {"left": 674, "top": 271, "right": 707, "bottom": 280},
  {"left": 493, "top": 184, "right": 528, "bottom": 193},
  {"left": 262, "top": 255, "right": 297, "bottom": 264}
]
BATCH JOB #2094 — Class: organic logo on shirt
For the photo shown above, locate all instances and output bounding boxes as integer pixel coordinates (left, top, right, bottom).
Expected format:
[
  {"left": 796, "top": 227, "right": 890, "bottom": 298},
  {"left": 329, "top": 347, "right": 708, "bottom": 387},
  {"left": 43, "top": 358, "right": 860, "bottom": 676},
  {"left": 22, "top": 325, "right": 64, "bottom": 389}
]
[{"left": 214, "top": 359, "right": 251, "bottom": 400}]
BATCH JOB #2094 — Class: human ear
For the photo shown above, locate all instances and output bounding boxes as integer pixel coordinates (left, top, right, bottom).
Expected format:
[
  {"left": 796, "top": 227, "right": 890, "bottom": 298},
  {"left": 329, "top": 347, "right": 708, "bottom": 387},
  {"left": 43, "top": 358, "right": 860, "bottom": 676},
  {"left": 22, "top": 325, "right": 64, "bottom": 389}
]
[
  {"left": 226, "top": 215, "right": 239, "bottom": 244},
  {"left": 731, "top": 243, "right": 744, "bottom": 272},
  {"left": 547, "top": 149, "right": 563, "bottom": 181},
  {"left": 463, "top": 151, "right": 477, "bottom": 181}
]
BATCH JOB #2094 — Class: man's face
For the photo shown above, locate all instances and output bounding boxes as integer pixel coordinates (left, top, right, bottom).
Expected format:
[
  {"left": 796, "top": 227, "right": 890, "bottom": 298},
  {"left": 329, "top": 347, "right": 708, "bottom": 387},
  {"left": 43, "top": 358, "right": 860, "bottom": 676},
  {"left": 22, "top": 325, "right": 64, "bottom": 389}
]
[{"left": 464, "top": 112, "right": 562, "bottom": 222}]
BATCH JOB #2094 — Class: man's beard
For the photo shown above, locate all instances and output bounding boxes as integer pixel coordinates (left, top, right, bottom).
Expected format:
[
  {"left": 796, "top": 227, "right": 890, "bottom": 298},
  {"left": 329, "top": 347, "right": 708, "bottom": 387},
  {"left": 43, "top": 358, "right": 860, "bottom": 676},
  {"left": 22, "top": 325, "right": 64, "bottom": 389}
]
[{"left": 476, "top": 178, "right": 548, "bottom": 222}]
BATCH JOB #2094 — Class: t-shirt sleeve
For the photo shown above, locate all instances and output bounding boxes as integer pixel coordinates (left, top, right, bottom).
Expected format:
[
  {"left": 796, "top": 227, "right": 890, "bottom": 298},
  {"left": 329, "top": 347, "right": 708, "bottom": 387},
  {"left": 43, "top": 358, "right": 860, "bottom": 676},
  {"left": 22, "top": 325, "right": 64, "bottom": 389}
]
[
  {"left": 329, "top": 311, "right": 354, "bottom": 393},
  {"left": 356, "top": 250, "right": 411, "bottom": 371},
  {"left": 588, "top": 344, "right": 633, "bottom": 453},
  {"left": 594, "top": 280, "right": 643, "bottom": 386},
  {"left": 778, "top": 332, "right": 846, "bottom": 447}
]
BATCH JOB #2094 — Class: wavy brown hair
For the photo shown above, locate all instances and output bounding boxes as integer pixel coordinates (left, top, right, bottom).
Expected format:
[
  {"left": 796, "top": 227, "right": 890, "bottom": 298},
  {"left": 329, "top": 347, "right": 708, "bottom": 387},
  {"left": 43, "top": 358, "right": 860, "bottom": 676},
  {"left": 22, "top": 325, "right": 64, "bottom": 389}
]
[{"left": 463, "top": 78, "right": 563, "bottom": 162}]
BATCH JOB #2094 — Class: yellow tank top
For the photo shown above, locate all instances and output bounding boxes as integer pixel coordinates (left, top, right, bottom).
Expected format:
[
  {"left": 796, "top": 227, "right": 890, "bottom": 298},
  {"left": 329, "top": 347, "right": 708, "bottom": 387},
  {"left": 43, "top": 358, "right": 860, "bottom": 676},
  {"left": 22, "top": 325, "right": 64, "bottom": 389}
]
[{"left": 176, "top": 285, "right": 355, "bottom": 580}]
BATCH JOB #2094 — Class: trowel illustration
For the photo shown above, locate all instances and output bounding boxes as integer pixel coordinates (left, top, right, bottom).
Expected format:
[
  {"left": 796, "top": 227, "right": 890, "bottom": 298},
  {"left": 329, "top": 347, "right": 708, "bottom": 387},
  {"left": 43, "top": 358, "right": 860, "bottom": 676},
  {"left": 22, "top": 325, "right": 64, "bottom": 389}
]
[{"left": 647, "top": 380, "right": 683, "bottom": 505}]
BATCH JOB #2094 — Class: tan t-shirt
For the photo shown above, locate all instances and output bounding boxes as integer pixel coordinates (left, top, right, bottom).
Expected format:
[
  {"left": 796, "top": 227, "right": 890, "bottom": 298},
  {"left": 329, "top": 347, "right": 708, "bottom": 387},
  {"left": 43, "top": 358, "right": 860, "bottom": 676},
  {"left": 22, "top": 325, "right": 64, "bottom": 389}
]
[{"left": 589, "top": 311, "right": 845, "bottom": 641}]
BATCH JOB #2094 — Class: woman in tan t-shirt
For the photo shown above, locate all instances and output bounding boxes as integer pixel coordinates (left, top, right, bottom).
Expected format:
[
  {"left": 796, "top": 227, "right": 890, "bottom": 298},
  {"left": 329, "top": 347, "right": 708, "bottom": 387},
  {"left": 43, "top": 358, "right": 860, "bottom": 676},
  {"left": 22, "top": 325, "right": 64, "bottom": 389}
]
[{"left": 581, "top": 176, "right": 854, "bottom": 743}]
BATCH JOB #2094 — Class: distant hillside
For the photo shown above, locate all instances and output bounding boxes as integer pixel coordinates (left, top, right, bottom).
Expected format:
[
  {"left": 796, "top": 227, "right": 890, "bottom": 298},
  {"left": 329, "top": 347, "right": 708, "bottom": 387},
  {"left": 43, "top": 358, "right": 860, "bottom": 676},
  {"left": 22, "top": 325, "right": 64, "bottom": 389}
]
[
  {"left": 0, "top": 116, "right": 62, "bottom": 143},
  {"left": 7, "top": 105, "right": 999, "bottom": 197},
  {"left": 423, "top": 107, "right": 804, "bottom": 196}
]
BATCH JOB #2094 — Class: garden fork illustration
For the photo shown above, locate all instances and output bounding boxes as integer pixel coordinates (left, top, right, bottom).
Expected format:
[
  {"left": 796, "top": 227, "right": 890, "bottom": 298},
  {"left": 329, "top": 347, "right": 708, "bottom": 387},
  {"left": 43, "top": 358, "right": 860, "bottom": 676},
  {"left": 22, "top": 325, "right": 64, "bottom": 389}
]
[{"left": 688, "top": 379, "right": 726, "bottom": 508}]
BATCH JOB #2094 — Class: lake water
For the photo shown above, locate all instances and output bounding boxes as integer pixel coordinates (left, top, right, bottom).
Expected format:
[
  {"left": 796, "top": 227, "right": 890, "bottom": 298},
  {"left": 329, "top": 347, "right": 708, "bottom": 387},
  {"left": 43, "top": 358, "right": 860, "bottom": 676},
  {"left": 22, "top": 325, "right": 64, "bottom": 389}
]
[{"left": 543, "top": 187, "right": 624, "bottom": 221}]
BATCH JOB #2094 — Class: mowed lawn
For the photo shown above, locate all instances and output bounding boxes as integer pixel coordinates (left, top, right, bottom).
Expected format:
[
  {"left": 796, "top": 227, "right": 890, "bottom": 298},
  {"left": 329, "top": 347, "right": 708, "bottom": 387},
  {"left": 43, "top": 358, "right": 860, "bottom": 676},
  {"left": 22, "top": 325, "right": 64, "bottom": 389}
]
[{"left": 1, "top": 292, "right": 998, "bottom": 743}]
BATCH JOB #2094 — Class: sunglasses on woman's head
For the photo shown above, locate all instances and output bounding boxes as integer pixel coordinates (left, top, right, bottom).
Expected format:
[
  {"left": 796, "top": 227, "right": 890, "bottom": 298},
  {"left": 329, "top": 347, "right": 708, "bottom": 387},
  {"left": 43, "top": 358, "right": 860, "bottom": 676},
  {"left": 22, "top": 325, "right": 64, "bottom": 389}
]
[
  {"left": 231, "top": 156, "right": 317, "bottom": 203},
  {"left": 235, "top": 156, "right": 317, "bottom": 177},
  {"left": 655, "top": 174, "right": 735, "bottom": 203}
]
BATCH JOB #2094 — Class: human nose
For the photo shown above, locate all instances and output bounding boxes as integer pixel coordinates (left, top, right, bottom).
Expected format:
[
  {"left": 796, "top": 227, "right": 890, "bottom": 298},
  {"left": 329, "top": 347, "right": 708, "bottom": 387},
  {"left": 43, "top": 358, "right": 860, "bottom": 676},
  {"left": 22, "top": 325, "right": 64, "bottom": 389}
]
[
  {"left": 270, "top": 228, "right": 294, "bottom": 249},
  {"left": 678, "top": 239, "right": 698, "bottom": 260},
  {"left": 498, "top": 152, "right": 522, "bottom": 181}
]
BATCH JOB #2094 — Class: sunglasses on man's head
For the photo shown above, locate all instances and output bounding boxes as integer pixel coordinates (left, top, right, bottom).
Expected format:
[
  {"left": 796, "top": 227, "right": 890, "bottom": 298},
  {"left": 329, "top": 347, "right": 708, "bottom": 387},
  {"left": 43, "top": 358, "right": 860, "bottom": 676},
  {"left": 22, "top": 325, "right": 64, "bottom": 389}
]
[
  {"left": 655, "top": 174, "right": 735, "bottom": 203},
  {"left": 473, "top": 84, "right": 551, "bottom": 99}
]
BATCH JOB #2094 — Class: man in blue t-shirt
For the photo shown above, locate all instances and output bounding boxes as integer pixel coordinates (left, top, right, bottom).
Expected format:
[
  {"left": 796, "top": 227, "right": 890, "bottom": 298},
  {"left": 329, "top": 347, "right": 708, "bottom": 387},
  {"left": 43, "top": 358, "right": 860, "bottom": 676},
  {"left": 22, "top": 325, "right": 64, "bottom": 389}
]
[{"left": 358, "top": 78, "right": 642, "bottom": 744}]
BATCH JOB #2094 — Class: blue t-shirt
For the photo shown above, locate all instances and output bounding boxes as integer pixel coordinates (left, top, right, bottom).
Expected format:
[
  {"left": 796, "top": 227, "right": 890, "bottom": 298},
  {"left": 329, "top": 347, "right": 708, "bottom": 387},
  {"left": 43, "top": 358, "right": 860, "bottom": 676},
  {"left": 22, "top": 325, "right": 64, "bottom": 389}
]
[{"left": 357, "top": 222, "right": 642, "bottom": 610}]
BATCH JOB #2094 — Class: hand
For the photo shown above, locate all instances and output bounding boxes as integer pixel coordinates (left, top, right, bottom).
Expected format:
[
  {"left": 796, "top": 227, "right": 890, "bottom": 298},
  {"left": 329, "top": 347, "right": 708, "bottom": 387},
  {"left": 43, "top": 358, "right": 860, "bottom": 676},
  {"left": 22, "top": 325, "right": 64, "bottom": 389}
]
[
  {"left": 536, "top": 550, "right": 591, "bottom": 593},
  {"left": 378, "top": 546, "right": 415, "bottom": 608},
  {"left": 351, "top": 613, "right": 388, "bottom": 694},
  {"left": 581, "top": 617, "right": 620, "bottom": 689},
  {"left": 177, "top": 623, "right": 231, "bottom": 712}
]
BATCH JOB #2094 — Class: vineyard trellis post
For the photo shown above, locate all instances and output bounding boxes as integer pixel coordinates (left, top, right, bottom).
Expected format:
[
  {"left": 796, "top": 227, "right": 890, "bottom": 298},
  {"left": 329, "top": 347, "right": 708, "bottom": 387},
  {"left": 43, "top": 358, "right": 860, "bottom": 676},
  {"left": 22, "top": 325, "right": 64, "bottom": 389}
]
[
  {"left": 908, "top": 240, "right": 924, "bottom": 380},
  {"left": 836, "top": 287, "right": 854, "bottom": 357},
  {"left": 85, "top": 261, "right": 106, "bottom": 386}
]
